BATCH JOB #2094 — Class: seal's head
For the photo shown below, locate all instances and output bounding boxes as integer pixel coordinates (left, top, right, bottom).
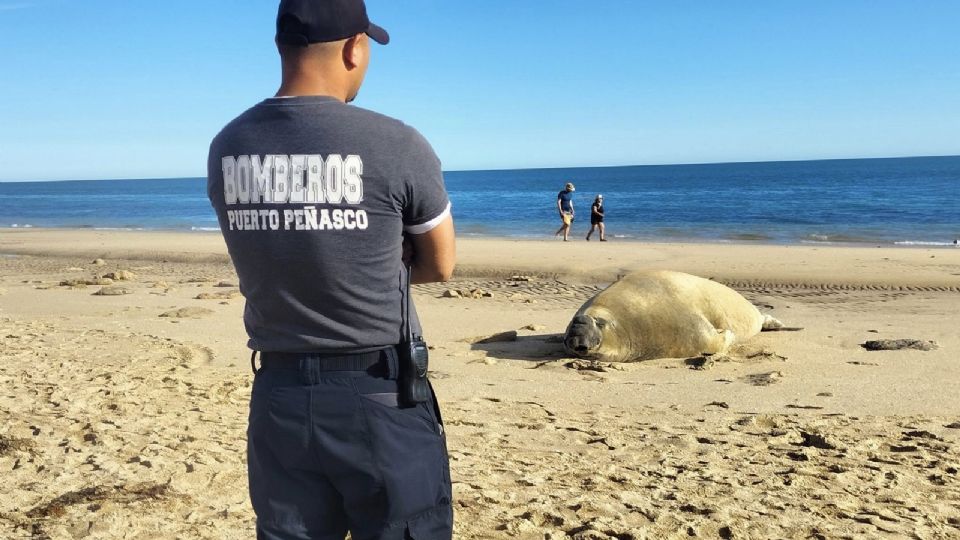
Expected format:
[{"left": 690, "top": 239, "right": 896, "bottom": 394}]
[{"left": 564, "top": 314, "right": 608, "bottom": 358}]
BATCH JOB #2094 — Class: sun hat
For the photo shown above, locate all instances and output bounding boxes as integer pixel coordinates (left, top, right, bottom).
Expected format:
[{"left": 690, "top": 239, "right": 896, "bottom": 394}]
[
  {"left": 565, "top": 182, "right": 575, "bottom": 191},
  {"left": 277, "top": 0, "right": 390, "bottom": 46}
]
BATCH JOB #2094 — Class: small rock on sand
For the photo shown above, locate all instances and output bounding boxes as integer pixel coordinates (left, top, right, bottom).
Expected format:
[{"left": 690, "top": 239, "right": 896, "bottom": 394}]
[
  {"left": 92, "top": 258, "right": 106, "bottom": 266},
  {"left": 104, "top": 270, "right": 137, "bottom": 281},
  {"left": 466, "top": 288, "right": 494, "bottom": 299},
  {"left": 509, "top": 275, "right": 534, "bottom": 282},
  {"left": 565, "top": 360, "right": 625, "bottom": 372},
  {"left": 60, "top": 278, "right": 114, "bottom": 287},
  {"left": 521, "top": 324, "right": 546, "bottom": 332},
  {"left": 688, "top": 356, "right": 713, "bottom": 370},
  {"left": 195, "top": 290, "right": 241, "bottom": 300},
  {"left": 160, "top": 307, "right": 215, "bottom": 319},
  {"left": 93, "top": 286, "right": 131, "bottom": 296},
  {"left": 745, "top": 350, "right": 788, "bottom": 362},
  {"left": 799, "top": 430, "right": 843, "bottom": 450},
  {"left": 443, "top": 288, "right": 494, "bottom": 299},
  {"left": 215, "top": 281, "right": 238, "bottom": 288},
  {"left": 862, "top": 339, "right": 939, "bottom": 351},
  {"left": 743, "top": 371, "right": 783, "bottom": 386},
  {"left": 152, "top": 281, "right": 170, "bottom": 289}
]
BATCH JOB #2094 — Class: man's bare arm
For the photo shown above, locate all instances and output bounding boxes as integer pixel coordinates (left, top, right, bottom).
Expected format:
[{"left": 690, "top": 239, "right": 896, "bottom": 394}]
[{"left": 407, "top": 215, "right": 456, "bottom": 284}]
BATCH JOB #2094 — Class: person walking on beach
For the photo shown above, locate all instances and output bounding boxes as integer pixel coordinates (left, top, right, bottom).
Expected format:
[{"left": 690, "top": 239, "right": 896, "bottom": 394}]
[
  {"left": 555, "top": 182, "right": 576, "bottom": 241},
  {"left": 207, "top": 1, "right": 456, "bottom": 538},
  {"left": 585, "top": 194, "right": 606, "bottom": 241}
]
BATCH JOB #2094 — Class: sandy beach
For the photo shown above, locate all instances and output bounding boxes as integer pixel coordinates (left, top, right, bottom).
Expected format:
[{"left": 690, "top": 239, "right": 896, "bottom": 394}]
[{"left": 1, "top": 228, "right": 959, "bottom": 539}]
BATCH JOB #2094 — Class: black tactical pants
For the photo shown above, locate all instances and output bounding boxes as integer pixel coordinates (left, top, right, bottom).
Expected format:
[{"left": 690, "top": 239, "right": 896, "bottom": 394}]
[{"left": 247, "top": 347, "right": 452, "bottom": 539}]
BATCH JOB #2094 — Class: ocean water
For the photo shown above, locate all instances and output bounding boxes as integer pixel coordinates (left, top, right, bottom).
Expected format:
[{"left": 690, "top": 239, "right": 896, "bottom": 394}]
[{"left": 1, "top": 156, "right": 958, "bottom": 247}]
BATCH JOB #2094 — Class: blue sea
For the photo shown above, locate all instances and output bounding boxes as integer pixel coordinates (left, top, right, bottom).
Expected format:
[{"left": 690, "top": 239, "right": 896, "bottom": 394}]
[{"left": 1, "top": 156, "right": 958, "bottom": 247}]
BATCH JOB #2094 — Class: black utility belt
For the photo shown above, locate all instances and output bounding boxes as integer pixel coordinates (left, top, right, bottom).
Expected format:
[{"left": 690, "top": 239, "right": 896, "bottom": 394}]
[
  {"left": 253, "top": 342, "right": 431, "bottom": 407},
  {"left": 254, "top": 348, "right": 390, "bottom": 373}
]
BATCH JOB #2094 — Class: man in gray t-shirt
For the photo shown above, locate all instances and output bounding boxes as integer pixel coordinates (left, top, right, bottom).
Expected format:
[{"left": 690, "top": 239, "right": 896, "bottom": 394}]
[{"left": 207, "top": 1, "right": 456, "bottom": 538}]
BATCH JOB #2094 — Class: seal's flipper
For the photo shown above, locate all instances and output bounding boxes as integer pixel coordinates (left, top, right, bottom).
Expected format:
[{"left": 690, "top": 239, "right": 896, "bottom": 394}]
[
  {"left": 683, "top": 315, "right": 736, "bottom": 356},
  {"left": 718, "top": 329, "right": 736, "bottom": 354},
  {"left": 761, "top": 314, "right": 785, "bottom": 331}
]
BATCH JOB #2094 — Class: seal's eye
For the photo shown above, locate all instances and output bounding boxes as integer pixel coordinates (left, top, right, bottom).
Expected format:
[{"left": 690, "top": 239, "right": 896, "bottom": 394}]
[{"left": 595, "top": 318, "right": 608, "bottom": 329}]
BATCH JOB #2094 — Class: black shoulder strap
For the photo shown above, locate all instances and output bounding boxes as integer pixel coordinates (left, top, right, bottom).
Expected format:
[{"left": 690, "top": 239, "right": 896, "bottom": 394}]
[{"left": 403, "top": 266, "right": 414, "bottom": 342}]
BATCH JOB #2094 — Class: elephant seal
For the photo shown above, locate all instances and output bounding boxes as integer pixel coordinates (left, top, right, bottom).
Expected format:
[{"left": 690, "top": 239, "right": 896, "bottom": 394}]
[{"left": 564, "top": 270, "right": 784, "bottom": 362}]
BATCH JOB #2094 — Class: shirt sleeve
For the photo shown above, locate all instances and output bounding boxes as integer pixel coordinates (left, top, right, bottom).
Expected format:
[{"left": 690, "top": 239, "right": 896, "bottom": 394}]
[{"left": 399, "top": 128, "right": 451, "bottom": 235}]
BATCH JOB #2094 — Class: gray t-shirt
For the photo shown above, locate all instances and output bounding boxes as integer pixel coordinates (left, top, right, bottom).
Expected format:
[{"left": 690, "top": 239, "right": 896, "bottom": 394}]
[{"left": 207, "top": 96, "right": 450, "bottom": 353}]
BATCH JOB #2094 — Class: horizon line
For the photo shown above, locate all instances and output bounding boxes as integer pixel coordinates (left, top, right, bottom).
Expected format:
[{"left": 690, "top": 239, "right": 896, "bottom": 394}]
[{"left": 1, "top": 153, "right": 958, "bottom": 184}]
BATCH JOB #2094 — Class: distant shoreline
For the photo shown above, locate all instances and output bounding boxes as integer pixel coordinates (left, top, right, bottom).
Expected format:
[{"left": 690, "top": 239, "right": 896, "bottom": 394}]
[
  {"left": 1, "top": 225, "right": 958, "bottom": 251},
  {"left": 2, "top": 225, "right": 959, "bottom": 251},
  {"left": 1, "top": 153, "right": 959, "bottom": 184}
]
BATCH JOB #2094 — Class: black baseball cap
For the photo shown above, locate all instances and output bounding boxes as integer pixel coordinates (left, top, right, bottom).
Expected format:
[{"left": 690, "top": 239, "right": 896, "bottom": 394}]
[{"left": 276, "top": 0, "right": 390, "bottom": 47}]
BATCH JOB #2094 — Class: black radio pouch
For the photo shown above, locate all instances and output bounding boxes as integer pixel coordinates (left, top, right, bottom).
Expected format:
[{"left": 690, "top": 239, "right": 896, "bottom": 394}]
[
  {"left": 398, "top": 267, "right": 430, "bottom": 406},
  {"left": 398, "top": 336, "right": 430, "bottom": 406}
]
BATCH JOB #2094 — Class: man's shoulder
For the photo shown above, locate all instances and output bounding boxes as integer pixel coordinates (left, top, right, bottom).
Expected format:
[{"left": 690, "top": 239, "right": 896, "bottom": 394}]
[
  {"left": 210, "top": 103, "right": 260, "bottom": 148},
  {"left": 210, "top": 98, "right": 417, "bottom": 131},
  {"left": 210, "top": 100, "right": 434, "bottom": 158},
  {"left": 345, "top": 105, "right": 431, "bottom": 148}
]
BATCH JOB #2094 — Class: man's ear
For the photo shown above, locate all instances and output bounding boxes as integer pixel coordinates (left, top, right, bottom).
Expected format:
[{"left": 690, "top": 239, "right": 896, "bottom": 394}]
[{"left": 342, "top": 33, "right": 365, "bottom": 70}]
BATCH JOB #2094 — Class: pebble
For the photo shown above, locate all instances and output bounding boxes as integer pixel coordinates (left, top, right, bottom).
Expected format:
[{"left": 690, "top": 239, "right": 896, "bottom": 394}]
[
  {"left": 195, "top": 290, "right": 241, "bottom": 300},
  {"left": 862, "top": 339, "right": 939, "bottom": 351},
  {"left": 159, "top": 307, "right": 215, "bottom": 319},
  {"left": 104, "top": 271, "right": 137, "bottom": 281},
  {"left": 93, "top": 286, "right": 131, "bottom": 296}
]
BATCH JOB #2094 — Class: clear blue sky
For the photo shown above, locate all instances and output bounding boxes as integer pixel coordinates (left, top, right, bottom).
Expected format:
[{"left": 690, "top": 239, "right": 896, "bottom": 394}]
[{"left": 0, "top": 0, "right": 957, "bottom": 181}]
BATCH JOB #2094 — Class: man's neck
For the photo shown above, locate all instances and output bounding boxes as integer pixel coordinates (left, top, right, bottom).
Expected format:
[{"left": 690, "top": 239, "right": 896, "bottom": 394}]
[{"left": 276, "top": 77, "right": 348, "bottom": 102}]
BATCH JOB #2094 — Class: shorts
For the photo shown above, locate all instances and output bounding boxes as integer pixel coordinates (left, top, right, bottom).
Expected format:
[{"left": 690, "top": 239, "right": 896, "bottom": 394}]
[
  {"left": 247, "top": 347, "right": 453, "bottom": 539},
  {"left": 561, "top": 213, "right": 574, "bottom": 225}
]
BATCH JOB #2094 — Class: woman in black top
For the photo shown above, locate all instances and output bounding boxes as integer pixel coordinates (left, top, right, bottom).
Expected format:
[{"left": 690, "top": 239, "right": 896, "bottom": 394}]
[{"left": 586, "top": 194, "right": 606, "bottom": 241}]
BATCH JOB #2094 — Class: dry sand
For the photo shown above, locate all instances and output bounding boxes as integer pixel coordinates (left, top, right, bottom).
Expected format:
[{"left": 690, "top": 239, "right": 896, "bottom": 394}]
[{"left": 1, "top": 229, "right": 959, "bottom": 539}]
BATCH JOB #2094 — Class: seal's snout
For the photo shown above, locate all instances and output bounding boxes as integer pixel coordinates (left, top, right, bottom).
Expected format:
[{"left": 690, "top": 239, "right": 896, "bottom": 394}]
[{"left": 564, "top": 315, "right": 603, "bottom": 358}]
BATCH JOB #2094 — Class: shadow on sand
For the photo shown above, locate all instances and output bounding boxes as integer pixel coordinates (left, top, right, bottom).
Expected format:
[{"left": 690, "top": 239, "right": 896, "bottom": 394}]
[{"left": 469, "top": 333, "right": 571, "bottom": 362}]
